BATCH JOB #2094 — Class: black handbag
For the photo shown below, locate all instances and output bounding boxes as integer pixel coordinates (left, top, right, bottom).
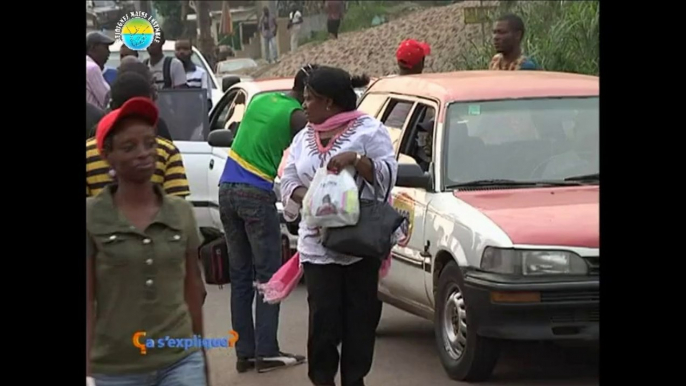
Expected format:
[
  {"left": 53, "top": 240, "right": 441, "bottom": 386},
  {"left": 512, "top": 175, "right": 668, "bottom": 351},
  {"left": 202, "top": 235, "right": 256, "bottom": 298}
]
[{"left": 322, "top": 161, "right": 406, "bottom": 259}]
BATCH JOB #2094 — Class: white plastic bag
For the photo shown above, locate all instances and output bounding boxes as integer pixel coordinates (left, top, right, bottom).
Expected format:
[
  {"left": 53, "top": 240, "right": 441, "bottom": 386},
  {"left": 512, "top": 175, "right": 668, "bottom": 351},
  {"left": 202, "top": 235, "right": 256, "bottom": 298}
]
[{"left": 303, "top": 167, "right": 360, "bottom": 228}]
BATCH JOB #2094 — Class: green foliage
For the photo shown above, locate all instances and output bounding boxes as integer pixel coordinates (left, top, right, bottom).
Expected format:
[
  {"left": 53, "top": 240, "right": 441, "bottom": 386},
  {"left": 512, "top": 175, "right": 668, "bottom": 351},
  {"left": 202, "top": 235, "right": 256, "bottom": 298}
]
[
  {"left": 153, "top": 0, "right": 184, "bottom": 39},
  {"left": 456, "top": 1, "right": 599, "bottom": 75},
  {"left": 340, "top": 1, "right": 390, "bottom": 34},
  {"left": 300, "top": 30, "right": 329, "bottom": 46}
]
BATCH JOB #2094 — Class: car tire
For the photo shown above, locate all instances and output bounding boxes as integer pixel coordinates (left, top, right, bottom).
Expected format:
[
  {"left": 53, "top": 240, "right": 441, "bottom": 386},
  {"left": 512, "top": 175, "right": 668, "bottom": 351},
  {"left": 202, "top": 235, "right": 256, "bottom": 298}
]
[{"left": 435, "top": 261, "right": 500, "bottom": 382}]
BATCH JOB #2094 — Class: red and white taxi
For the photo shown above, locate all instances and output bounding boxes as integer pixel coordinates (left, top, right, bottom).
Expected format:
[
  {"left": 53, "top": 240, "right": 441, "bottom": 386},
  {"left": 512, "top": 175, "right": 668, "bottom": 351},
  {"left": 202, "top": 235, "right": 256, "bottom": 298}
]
[{"left": 357, "top": 71, "right": 599, "bottom": 382}]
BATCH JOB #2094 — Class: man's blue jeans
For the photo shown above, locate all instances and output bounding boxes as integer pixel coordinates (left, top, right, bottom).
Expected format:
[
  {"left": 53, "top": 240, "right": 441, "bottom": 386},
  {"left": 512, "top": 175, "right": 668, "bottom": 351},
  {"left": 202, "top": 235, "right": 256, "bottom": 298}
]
[{"left": 218, "top": 182, "right": 282, "bottom": 359}]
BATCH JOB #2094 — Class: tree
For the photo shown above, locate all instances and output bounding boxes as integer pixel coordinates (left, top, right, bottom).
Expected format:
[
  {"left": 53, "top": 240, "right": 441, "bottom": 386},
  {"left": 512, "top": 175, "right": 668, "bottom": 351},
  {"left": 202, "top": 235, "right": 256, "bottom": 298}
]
[
  {"left": 153, "top": 0, "right": 187, "bottom": 39},
  {"left": 196, "top": 1, "right": 216, "bottom": 68}
]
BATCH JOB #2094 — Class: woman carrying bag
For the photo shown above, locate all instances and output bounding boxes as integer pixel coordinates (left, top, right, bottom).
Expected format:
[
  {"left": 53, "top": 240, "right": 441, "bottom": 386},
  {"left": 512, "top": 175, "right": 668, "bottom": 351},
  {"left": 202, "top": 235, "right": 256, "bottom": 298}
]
[{"left": 279, "top": 66, "right": 398, "bottom": 386}]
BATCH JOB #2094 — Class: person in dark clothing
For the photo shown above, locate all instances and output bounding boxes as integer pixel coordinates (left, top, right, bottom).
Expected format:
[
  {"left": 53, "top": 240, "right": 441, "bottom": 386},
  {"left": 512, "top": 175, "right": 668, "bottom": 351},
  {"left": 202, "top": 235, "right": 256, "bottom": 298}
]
[
  {"left": 325, "top": 0, "right": 345, "bottom": 39},
  {"left": 86, "top": 102, "right": 105, "bottom": 139}
]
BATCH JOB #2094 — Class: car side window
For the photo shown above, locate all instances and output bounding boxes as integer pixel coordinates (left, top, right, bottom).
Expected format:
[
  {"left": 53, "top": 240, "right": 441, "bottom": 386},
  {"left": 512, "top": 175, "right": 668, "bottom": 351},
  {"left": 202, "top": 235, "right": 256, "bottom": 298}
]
[
  {"left": 399, "top": 103, "right": 436, "bottom": 172},
  {"left": 210, "top": 90, "right": 237, "bottom": 132},
  {"left": 225, "top": 91, "right": 247, "bottom": 134},
  {"left": 380, "top": 98, "right": 415, "bottom": 153}
]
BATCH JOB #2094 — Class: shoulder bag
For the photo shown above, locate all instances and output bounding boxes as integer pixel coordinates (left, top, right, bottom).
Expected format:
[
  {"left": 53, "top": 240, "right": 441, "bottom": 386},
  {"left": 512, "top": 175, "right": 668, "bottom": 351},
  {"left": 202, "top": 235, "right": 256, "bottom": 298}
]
[{"left": 322, "top": 160, "right": 406, "bottom": 259}]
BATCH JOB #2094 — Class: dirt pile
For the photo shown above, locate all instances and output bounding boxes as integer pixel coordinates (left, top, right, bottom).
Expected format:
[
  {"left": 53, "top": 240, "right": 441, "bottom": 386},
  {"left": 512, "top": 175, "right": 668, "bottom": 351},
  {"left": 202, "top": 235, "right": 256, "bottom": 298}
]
[{"left": 258, "top": 1, "right": 494, "bottom": 78}]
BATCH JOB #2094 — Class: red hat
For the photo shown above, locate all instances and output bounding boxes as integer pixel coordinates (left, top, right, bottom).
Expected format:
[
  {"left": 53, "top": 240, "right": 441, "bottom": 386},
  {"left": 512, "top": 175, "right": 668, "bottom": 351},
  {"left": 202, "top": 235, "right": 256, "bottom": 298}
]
[
  {"left": 95, "top": 97, "right": 159, "bottom": 155},
  {"left": 396, "top": 39, "right": 431, "bottom": 69}
]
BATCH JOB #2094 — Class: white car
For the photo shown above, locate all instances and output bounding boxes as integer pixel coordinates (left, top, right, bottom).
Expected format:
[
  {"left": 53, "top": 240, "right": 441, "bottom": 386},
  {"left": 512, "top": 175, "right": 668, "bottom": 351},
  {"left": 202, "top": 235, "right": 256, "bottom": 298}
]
[
  {"left": 106, "top": 41, "right": 223, "bottom": 108},
  {"left": 358, "top": 71, "right": 599, "bottom": 382}
]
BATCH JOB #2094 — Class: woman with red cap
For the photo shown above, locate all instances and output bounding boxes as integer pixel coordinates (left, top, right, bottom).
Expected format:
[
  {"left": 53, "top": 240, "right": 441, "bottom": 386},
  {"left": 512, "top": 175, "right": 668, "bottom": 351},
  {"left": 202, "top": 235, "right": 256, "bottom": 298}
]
[{"left": 86, "top": 97, "right": 208, "bottom": 386}]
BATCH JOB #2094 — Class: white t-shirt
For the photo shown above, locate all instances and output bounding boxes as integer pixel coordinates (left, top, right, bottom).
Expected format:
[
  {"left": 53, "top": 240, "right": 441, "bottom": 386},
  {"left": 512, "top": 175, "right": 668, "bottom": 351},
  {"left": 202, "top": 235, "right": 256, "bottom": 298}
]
[
  {"left": 289, "top": 10, "right": 303, "bottom": 30},
  {"left": 148, "top": 56, "right": 187, "bottom": 90}
]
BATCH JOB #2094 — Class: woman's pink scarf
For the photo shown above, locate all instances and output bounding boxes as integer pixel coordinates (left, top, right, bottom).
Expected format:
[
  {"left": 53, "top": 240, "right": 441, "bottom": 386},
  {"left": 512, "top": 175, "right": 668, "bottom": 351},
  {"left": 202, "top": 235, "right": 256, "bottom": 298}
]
[
  {"left": 310, "top": 110, "right": 365, "bottom": 132},
  {"left": 277, "top": 110, "right": 366, "bottom": 177}
]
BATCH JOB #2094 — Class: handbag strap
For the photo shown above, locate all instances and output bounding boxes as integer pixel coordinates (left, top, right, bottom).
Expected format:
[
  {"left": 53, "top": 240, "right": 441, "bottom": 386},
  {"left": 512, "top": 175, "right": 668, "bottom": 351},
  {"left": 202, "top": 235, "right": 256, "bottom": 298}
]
[{"left": 357, "top": 159, "right": 393, "bottom": 203}]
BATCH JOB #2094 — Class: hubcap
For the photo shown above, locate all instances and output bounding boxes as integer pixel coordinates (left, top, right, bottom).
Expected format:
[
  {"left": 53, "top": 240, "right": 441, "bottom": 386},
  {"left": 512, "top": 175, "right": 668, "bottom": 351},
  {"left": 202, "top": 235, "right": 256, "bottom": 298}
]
[{"left": 441, "top": 283, "right": 468, "bottom": 360}]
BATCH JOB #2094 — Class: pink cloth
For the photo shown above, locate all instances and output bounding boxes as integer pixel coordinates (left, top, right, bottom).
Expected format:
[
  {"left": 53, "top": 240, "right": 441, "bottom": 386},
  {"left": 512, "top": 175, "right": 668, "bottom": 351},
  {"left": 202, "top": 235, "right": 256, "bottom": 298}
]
[
  {"left": 256, "top": 253, "right": 303, "bottom": 304},
  {"left": 278, "top": 147, "right": 289, "bottom": 178},
  {"left": 310, "top": 110, "right": 365, "bottom": 132},
  {"left": 379, "top": 257, "right": 391, "bottom": 279}
]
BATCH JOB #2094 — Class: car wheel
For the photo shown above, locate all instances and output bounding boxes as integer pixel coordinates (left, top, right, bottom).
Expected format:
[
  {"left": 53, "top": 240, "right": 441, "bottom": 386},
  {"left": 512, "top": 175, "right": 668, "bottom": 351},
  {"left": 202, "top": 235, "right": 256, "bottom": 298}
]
[{"left": 435, "top": 261, "right": 500, "bottom": 382}]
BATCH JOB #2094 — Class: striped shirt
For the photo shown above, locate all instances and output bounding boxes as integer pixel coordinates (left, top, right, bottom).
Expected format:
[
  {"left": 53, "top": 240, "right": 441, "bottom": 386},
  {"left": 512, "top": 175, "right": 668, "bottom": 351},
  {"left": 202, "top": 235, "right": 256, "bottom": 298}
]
[
  {"left": 185, "top": 66, "right": 210, "bottom": 90},
  {"left": 86, "top": 137, "right": 191, "bottom": 197}
]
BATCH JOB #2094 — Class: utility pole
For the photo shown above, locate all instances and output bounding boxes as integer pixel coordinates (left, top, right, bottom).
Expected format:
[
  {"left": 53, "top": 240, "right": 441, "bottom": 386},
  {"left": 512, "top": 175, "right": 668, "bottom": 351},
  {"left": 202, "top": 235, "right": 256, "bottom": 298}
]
[{"left": 196, "top": 0, "right": 216, "bottom": 68}]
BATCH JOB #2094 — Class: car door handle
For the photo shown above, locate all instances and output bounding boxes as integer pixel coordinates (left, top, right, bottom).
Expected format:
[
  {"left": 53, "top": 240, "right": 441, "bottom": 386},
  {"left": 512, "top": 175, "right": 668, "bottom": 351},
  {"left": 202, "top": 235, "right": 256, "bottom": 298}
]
[{"left": 209, "top": 159, "right": 214, "bottom": 170}]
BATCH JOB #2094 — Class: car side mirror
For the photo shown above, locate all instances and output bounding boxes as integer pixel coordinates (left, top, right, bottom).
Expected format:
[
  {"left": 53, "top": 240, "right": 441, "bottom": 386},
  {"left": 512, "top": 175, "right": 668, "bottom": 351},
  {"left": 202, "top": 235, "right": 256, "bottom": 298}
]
[
  {"left": 208, "top": 129, "right": 234, "bottom": 147},
  {"left": 396, "top": 163, "right": 431, "bottom": 190},
  {"left": 223, "top": 76, "right": 241, "bottom": 92}
]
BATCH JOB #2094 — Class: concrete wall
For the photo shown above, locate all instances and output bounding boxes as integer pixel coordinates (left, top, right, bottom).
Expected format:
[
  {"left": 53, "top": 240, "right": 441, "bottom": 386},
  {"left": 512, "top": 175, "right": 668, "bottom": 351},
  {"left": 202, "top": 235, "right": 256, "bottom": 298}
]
[
  {"left": 278, "top": 13, "right": 327, "bottom": 53},
  {"left": 235, "top": 13, "right": 328, "bottom": 60}
]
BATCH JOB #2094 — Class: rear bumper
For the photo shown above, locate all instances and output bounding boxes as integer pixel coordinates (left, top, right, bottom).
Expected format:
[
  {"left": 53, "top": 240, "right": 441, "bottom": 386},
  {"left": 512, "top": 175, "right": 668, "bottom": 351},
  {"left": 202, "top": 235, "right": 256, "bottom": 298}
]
[{"left": 463, "top": 271, "right": 598, "bottom": 341}]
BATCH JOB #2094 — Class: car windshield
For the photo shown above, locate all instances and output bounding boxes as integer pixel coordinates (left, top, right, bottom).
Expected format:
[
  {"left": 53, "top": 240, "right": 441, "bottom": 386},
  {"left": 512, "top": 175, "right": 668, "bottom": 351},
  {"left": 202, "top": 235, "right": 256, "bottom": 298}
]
[
  {"left": 217, "top": 59, "right": 257, "bottom": 73},
  {"left": 443, "top": 97, "right": 598, "bottom": 185},
  {"left": 106, "top": 50, "right": 217, "bottom": 89}
]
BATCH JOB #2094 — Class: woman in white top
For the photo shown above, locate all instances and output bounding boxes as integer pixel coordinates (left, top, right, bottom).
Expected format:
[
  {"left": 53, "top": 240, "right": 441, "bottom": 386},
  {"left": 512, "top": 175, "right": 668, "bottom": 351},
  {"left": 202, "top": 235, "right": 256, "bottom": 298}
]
[{"left": 280, "top": 66, "right": 397, "bottom": 386}]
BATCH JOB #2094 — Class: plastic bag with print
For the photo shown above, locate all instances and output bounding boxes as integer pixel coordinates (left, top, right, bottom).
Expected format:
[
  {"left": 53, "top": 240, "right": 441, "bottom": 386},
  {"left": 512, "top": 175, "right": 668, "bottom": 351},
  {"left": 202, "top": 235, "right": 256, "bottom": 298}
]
[{"left": 303, "top": 166, "right": 360, "bottom": 229}]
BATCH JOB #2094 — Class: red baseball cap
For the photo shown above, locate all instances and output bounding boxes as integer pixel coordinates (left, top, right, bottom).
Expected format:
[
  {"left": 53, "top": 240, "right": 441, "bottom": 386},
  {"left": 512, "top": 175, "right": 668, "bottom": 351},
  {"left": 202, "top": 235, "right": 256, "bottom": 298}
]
[
  {"left": 396, "top": 39, "right": 431, "bottom": 69},
  {"left": 96, "top": 97, "right": 159, "bottom": 155}
]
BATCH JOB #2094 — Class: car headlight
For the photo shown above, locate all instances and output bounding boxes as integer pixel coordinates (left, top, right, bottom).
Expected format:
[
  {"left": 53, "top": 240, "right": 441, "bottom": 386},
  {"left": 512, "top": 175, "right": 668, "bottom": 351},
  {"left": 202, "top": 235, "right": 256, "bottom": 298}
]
[{"left": 480, "top": 247, "right": 588, "bottom": 275}]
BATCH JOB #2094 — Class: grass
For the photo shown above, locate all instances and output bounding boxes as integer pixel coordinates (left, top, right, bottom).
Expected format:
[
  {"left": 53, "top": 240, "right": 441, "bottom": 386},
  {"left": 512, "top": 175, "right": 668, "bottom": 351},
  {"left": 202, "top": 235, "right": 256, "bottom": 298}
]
[{"left": 455, "top": 1, "right": 599, "bottom": 75}]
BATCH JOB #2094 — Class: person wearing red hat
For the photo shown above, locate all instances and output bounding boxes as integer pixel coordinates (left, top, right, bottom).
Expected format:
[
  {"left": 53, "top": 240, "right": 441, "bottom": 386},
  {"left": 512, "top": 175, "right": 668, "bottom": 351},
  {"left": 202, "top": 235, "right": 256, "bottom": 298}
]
[
  {"left": 86, "top": 97, "right": 208, "bottom": 386},
  {"left": 385, "top": 39, "right": 431, "bottom": 128},
  {"left": 396, "top": 39, "right": 431, "bottom": 75}
]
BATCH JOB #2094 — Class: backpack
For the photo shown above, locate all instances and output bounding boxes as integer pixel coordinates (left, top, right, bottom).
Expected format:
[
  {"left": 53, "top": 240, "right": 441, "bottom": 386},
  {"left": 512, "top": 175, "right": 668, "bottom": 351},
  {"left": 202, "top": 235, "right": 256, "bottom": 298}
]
[{"left": 144, "top": 56, "right": 173, "bottom": 89}]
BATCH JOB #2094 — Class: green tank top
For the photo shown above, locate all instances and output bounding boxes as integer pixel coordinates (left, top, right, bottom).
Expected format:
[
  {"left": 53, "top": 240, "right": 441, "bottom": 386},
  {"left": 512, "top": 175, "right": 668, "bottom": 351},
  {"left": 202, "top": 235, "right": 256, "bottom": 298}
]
[{"left": 226, "top": 92, "right": 301, "bottom": 183}]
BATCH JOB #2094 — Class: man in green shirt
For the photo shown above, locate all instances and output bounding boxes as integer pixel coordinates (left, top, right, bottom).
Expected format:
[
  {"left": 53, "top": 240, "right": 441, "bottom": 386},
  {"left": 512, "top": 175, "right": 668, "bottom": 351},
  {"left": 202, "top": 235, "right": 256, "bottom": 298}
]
[{"left": 217, "top": 65, "right": 316, "bottom": 373}]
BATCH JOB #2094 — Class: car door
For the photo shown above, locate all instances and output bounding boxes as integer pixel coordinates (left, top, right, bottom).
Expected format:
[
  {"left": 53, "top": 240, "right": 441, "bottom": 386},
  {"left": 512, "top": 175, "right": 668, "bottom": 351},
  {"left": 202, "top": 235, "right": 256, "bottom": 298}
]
[
  {"left": 207, "top": 87, "right": 249, "bottom": 229},
  {"left": 156, "top": 88, "right": 213, "bottom": 229},
  {"left": 383, "top": 97, "right": 439, "bottom": 309}
]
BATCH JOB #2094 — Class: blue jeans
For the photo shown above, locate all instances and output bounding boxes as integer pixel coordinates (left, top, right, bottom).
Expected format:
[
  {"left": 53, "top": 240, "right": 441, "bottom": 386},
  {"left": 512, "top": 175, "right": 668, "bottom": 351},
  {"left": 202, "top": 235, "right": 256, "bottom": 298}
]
[
  {"left": 218, "top": 183, "right": 282, "bottom": 358},
  {"left": 93, "top": 351, "right": 206, "bottom": 386},
  {"left": 263, "top": 36, "right": 278, "bottom": 62}
]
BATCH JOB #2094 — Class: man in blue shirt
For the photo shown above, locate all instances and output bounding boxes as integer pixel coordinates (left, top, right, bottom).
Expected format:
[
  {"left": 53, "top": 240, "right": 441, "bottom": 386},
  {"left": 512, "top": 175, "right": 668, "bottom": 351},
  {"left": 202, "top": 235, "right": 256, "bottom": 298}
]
[{"left": 103, "top": 45, "right": 140, "bottom": 85}]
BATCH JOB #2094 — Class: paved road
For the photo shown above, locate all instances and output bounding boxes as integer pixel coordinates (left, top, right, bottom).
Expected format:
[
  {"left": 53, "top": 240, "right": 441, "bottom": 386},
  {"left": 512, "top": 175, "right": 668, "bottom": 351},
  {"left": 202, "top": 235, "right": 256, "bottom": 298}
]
[{"left": 203, "top": 284, "right": 599, "bottom": 386}]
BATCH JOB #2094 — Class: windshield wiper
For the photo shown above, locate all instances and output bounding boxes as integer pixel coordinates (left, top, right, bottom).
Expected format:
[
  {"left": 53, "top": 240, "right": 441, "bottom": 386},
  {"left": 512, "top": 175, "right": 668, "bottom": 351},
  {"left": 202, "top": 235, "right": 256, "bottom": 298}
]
[
  {"left": 564, "top": 173, "right": 599, "bottom": 182},
  {"left": 447, "top": 179, "right": 582, "bottom": 188}
]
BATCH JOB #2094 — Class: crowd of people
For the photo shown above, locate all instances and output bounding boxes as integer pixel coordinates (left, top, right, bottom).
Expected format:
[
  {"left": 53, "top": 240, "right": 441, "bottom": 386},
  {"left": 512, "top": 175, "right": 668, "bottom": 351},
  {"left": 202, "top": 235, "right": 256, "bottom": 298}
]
[{"left": 85, "top": 11, "right": 535, "bottom": 386}]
